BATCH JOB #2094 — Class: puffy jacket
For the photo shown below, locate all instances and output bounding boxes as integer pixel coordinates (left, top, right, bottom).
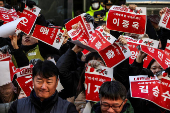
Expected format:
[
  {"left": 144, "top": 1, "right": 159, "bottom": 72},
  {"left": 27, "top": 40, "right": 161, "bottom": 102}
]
[{"left": 8, "top": 90, "right": 78, "bottom": 113}]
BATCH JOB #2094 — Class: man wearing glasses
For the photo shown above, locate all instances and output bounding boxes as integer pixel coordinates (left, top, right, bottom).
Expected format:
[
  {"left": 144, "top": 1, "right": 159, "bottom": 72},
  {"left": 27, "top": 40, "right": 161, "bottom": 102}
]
[{"left": 91, "top": 81, "right": 134, "bottom": 113}]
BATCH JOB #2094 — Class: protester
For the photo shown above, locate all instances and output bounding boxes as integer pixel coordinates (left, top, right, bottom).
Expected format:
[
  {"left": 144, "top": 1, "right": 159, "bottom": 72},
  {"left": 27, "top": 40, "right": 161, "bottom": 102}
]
[
  {"left": 0, "top": 0, "right": 4, "bottom": 7},
  {"left": 86, "top": 0, "right": 104, "bottom": 17},
  {"left": 91, "top": 81, "right": 134, "bottom": 113},
  {"left": 8, "top": 60, "right": 78, "bottom": 113}
]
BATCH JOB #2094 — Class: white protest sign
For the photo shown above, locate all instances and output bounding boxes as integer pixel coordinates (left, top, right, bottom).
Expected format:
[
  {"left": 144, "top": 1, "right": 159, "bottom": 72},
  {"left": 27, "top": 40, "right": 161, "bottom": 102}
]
[
  {"left": 0, "top": 61, "right": 11, "bottom": 86},
  {"left": 0, "top": 17, "right": 25, "bottom": 38}
]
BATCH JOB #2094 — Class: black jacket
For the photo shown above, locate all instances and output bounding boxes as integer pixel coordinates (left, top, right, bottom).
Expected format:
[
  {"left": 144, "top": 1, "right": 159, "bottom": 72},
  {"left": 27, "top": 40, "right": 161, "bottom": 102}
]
[
  {"left": 113, "top": 58, "right": 143, "bottom": 90},
  {"left": 56, "top": 49, "right": 84, "bottom": 99},
  {"left": 8, "top": 90, "right": 78, "bottom": 113},
  {"left": 160, "top": 28, "right": 170, "bottom": 50}
]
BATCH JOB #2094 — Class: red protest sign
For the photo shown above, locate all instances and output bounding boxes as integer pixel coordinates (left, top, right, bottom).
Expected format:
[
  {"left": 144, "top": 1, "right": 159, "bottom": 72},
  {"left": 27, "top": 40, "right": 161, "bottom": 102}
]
[
  {"left": 106, "top": 6, "right": 146, "bottom": 34},
  {"left": 0, "top": 52, "right": 10, "bottom": 61},
  {"left": 0, "top": 7, "right": 18, "bottom": 23},
  {"left": 17, "top": 75, "right": 33, "bottom": 97},
  {"left": 9, "top": 60, "right": 33, "bottom": 81},
  {"left": 130, "top": 75, "right": 170, "bottom": 111},
  {"left": 17, "top": 6, "right": 41, "bottom": 34},
  {"left": 159, "top": 8, "right": 170, "bottom": 30},
  {"left": 85, "top": 66, "right": 113, "bottom": 102},
  {"left": 88, "top": 26, "right": 117, "bottom": 51},
  {"left": 66, "top": 13, "right": 94, "bottom": 39},
  {"left": 32, "top": 25, "right": 64, "bottom": 49},
  {"left": 68, "top": 23, "right": 89, "bottom": 44},
  {"left": 99, "top": 40, "right": 131, "bottom": 68},
  {"left": 127, "top": 41, "right": 153, "bottom": 68},
  {"left": 141, "top": 46, "right": 168, "bottom": 69}
]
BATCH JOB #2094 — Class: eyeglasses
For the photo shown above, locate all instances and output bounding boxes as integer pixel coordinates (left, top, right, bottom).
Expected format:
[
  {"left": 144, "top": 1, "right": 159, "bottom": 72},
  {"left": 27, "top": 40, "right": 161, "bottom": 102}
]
[{"left": 100, "top": 100, "right": 124, "bottom": 111}]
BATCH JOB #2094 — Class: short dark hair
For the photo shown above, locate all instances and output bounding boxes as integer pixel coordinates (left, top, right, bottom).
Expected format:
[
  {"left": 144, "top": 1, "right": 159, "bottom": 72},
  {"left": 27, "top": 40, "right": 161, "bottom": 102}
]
[
  {"left": 85, "top": 52, "right": 104, "bottom": 64},
  {"left": 99, "top": 81, "right": 127, "bottom": 100},
  {"left": 0, "top": 0, "right": 4, "bottom": 2},
  {"left": 32, "top": 60, "right": 59, "bottom": 80},
  {"left": 147, "top": 59, "right": 156, "bottom": 70}
]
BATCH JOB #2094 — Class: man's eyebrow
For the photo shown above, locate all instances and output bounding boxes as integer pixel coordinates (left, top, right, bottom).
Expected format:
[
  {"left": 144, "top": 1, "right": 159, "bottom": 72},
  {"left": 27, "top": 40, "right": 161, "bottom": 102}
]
[
  {"left": 37, "top": 77, "right": 42, "bottom": 80},
  {"left": 47, "top": 78, "right": 53, "bottom": 80}
]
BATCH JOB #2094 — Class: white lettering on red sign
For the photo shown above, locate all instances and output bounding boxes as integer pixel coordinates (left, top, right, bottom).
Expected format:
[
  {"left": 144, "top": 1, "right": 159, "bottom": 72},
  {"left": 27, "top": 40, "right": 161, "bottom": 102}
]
[
  {"left": 162, "top": 91, "right": 170, "bottom": 101},
  {"left": 139, "top": 85, "right": 148, "bottom": 93},
  {"left": 106, "top": 50, "right": 115, "bottom": 59},
  {"left": 40, "top": 27, "right": 49, "bottom": 35},
  {"left": 152, "top": 86, "right": 160, "bottom": 97}
]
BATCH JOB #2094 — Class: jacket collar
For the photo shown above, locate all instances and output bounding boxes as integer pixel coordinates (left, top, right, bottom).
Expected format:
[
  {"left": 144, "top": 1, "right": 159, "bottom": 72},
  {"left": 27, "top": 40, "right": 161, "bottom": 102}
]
[{"left": 30, "top": 90, "right": 58, "bottom": 109}]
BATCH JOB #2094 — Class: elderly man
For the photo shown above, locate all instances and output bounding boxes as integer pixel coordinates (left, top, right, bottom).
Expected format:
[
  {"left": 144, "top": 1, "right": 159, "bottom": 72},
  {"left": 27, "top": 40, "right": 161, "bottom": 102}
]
[
  {"left": 8, "top": 60, "right": 78, "bottom": 113},
  {"left": 91, "top": 81, "right": 134, "bottom": 113}
]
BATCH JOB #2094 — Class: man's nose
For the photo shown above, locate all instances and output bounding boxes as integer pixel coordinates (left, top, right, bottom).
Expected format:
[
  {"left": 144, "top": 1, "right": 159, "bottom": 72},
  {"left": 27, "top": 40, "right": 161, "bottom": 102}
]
[
  {"left": 41, "top": 82, "right": 47, "bottom": 89},
  {"left": 107, "top": 107, "right": 115, "bottom": 113}
]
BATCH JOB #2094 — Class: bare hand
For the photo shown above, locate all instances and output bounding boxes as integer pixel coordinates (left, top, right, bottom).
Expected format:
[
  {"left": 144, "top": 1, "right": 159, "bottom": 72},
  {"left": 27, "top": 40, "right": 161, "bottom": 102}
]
[
  {"left": 102, "top": 25, "right": 110, "bottom": 34},
  {"left": 9, "top": 34, "right": 19, "bottom": 49},
  {"left": 121, "top": 4, "right": 137, "bottom": 10},
  {"left": 62, "top": 30, "right": 69, "bottom": 45},
  {"left": 159, "top": 7, "right": 167, "bottom": 17},
  {"left": 72, "top": 45, "right": 84, "bottom": 54},
  {"left": 118, "top": 35, "right": 127, "bottom": 45},
  {"left": 136, "top": 51, "right": 147, "bottom": 63}
]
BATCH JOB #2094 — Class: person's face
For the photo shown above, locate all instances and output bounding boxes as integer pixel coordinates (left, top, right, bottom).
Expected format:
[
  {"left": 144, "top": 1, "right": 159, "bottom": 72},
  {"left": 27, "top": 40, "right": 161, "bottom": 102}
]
[
  {"left": 33, "top": 75, "right": 58, "bottom": 101},
  {"left": 92, "top": 2, "right": 100, "bottom": 10},
  {"left": 22, "top": 34, "right": 38, "bottom": 46},
  {"left": 0, "top": 1, "right": 4, "bottom": 7},
  {"left": 100, "top": 97, "right": 128, "bottom": 113},
  {"left": 150, "top": 61, "right": 163, "bottom": 75}
]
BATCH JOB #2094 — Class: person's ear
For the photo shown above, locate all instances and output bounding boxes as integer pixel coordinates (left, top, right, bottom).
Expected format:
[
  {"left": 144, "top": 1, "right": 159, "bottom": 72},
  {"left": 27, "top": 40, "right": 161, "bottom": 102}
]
[
  {"left": 56, "top": 78, "right": 59, "bottom": 87},
  {"left": 124, "top": 98, "right": 128, "bottom": 104}
]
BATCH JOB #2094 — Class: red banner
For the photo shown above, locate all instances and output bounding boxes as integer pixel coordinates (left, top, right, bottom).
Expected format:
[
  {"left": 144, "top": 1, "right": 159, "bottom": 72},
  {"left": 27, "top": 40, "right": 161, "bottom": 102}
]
[
  {"left": 85, "top": 66, "right": 113, "bottom": 102},
  {"left": 0, "top": 52, "right": 10, "bottom": 61},
  {"left": 0, "top": 7, "right": 18, "bottom": 23},
  {"left": 66, "top": 13, "right": 94, "bottom": 39},
  {"left": 106, "top": 6, "right": 146, "bottom": 34},
  {"left": 99, "top": 40, "right": 131, "bottom": 68},
  {"left": 127, "top": 41, "right": 153, "bottom": 68},
  {"left": 32, "top": 25, "right": 64, "bottom": 49},
  {"left": 130, "top": 75, "right": 170, "bottom": 111},
  {"left": 159, "top": 8, "right": 170, "bottom": 30},
  {"left": 141, "top": 46, "right": 169, "bottom": 69},
  {"left": 17, "top": 6, "right": 41, "bottom": 34},
  {"left": 88, "top": 26, "right": 117, "bottom": 51},
  {"left": 16, "top": 75, "right": 33, "bottom": 97}
]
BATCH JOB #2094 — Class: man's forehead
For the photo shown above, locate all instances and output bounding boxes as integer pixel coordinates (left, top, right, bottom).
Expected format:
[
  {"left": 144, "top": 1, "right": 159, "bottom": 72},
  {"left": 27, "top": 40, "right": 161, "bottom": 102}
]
[
  {"left": 101, "top": 97, "right": 123, "bottom": 104},
  {"left": 35, "top": 75, "right": 56, "bottom": 80}
]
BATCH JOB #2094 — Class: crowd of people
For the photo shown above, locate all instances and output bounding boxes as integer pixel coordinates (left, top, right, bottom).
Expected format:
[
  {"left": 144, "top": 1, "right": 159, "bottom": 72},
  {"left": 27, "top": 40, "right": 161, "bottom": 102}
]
[{"left": 0, "top": 0, "right": 170, "bottom": 113}]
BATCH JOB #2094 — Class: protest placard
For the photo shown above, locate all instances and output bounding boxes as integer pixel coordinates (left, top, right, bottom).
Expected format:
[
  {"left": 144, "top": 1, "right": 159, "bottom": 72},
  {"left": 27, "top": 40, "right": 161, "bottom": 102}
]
[
  {"left": 130, "top": 75, "right": 170, "bottom": 111},
  {"left": 0, "top": 52, "right": 10, "bottom": 61},
  {"left": 85, "top": 66, "right": 113, "bottom": 102},
  {"left": 141, "top": 46, "right": 169, "bottom": 69},
  {"left": 0, "top": 17, "right": 24, "bottom": 38},
  {"left": 159, "top": 8, "right": 170, "bottom": 30},
  {"left": 17, "top": 6, "right": 41, "bottom": 34},
  {"left": 65, "top": 13, "right": 94, "bottom": 39},
  {"left": 107, "top": 6, "right": 146, "bottom": 34},
  {"left": 32, "top": 25, "right": 64, "bottom": 49},
  {"left": 0, "top": 61, "right": 11, "bottom": 86},
  {"left": 99, "top": 40, "right": 131, "bottom": 68},
  {"left": 0, "top": 7, "right": 18, "bottom": 23}
]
